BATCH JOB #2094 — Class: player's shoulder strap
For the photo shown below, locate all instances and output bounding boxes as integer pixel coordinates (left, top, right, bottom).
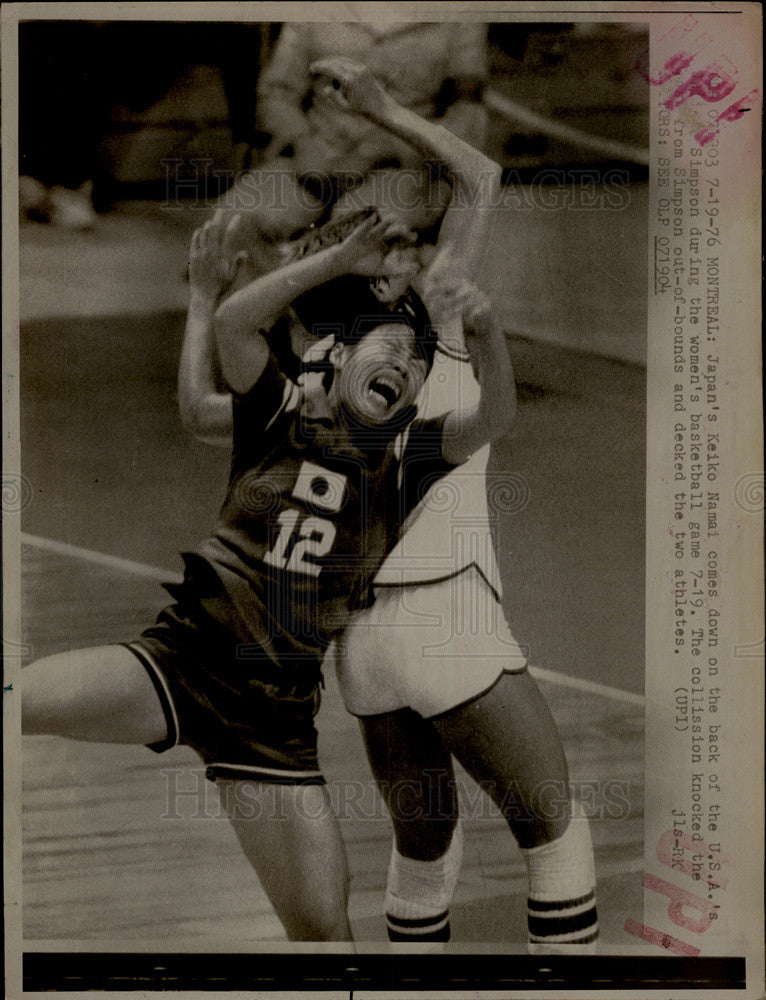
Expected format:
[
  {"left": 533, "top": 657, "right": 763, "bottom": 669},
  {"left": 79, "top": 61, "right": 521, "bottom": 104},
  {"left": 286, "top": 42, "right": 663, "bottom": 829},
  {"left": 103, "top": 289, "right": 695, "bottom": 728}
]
[
  {"left": 392, "top": 426, "right": 411, "bottom": 490},
  {"left": 265, "top": 377, "right": 302, "bottom": 430}
]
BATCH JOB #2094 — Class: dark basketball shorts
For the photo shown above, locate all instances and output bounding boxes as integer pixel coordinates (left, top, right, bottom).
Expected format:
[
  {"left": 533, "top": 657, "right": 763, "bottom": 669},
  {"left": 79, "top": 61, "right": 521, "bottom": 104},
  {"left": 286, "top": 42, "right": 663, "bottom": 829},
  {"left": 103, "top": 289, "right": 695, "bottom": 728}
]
[{"left": 125, "top": 595, "right": 325, "bottom": 785}]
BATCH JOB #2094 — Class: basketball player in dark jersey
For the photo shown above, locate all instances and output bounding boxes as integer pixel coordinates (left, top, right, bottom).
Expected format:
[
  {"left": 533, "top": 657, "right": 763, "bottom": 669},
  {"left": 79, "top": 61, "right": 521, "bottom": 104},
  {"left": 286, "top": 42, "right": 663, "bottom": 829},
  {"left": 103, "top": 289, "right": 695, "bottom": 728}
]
[{"left": 22, "top": 209, "right": 514, "bottom": 941}]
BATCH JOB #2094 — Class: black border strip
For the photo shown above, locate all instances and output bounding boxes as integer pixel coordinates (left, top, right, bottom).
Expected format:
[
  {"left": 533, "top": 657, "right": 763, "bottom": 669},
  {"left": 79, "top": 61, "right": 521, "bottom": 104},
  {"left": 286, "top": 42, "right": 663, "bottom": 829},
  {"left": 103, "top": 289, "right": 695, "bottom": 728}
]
[{"left": 23, "top": 954, "right": 746, "bottom": 991}]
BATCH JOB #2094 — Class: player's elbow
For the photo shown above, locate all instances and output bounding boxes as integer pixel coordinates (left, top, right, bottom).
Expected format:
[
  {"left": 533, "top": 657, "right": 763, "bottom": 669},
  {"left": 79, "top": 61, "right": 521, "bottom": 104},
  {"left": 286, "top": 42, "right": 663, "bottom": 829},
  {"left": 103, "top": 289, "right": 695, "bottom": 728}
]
[
  {"left": 178, "top": 394, "right": 208, "bottom": 439},
  {"left": 179, "top": 392, "right": 232, "bottom": 442},
  {"left": 460, "top": 156, "right": 501, "bottom": 204}
]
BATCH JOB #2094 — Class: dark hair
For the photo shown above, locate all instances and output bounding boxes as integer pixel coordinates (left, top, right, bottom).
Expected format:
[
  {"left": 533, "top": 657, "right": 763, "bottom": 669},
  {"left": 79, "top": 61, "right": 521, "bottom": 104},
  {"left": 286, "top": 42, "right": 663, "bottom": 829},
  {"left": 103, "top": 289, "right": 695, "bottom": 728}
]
[{"left": 292, "top": 275, "right": 439, "bottom": 372}]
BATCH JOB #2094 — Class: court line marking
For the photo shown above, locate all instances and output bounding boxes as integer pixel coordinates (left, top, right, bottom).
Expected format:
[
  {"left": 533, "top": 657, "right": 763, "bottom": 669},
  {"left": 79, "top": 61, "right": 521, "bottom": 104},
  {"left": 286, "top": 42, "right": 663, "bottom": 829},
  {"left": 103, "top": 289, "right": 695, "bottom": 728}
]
[
  {"left": 21, "top": 531, "right": 183, "bottom": 585},
  {"left": 529, "top": 665, "right": 645, "bottom": 708},
  {"left": 20, "top": 532, "right": 645, "bottom": 706}
]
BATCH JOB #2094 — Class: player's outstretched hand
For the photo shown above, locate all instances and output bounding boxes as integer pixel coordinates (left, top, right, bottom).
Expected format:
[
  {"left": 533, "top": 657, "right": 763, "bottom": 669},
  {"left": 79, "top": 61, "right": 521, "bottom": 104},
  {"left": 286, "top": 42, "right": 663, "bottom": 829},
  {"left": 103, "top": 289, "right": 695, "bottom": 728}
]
[
  {"left": 188, "top": 213, "right": 248, "bottom": 301},
  {"left": 310, "top": 58, "right": 393, "bottom": 122},
  {"left": 421, "top": 243, "right": 496, "bottom": 336},
  {"left": 420, "top": 244, "right": 473, "bottom": 328},
  {"left": 333, "top": 212, "right": 420, "bottom": 278}
]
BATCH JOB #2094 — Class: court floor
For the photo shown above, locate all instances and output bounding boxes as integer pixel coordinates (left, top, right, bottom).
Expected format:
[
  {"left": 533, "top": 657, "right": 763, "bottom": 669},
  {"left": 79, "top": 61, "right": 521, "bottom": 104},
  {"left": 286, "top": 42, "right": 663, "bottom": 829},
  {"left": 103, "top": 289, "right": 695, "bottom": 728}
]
[
  {"left": 21, "top": 541, "right": 644, "bottom": 948},
  {"left": 15, "top": 195, "right": 646, "bottom": 949}
]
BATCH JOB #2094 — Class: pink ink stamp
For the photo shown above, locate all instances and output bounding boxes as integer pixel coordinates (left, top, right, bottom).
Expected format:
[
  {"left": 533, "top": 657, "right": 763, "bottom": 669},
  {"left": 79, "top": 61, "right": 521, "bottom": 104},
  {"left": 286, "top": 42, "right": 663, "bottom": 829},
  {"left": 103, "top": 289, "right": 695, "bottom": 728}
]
[
  {"left": 637, "top": 14, "right": 761, "bottom": 147},
  {"left": 625, "top": 825, "right": 732, "bottom": 956}
]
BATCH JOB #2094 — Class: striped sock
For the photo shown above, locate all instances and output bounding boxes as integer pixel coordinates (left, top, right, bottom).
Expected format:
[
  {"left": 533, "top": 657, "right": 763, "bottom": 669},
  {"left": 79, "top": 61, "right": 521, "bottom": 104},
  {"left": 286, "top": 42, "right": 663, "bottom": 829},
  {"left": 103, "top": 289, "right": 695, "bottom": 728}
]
[
  {"left": 385, "top": 822, "right": 464, "bottom": 943},
  {"left": 386, "top": 908, "right": 451, "bottom": 942},
  {"left": 527, "top": 888, "right": 599, "bottom": 949},
  {"left": 521, "top": 800, "right": 599, "bottom": 952}
]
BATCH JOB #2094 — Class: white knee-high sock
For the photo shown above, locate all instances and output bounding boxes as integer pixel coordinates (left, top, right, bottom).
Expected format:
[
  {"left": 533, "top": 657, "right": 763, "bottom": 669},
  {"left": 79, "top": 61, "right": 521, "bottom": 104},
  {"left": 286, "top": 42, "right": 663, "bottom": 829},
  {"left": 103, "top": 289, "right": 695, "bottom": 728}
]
[
  {"left": 521, "top": 800, "right": 599, "bottom": 952},
  {"left": 385, "top": 822, "right": 464, "bottom": 942}
]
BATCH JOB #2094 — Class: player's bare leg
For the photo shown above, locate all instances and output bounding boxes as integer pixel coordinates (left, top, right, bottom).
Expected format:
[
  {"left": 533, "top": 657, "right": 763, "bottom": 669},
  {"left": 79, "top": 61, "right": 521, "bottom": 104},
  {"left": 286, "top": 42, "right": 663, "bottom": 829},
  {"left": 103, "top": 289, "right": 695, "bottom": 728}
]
[
  {"left": 218, "top": 779, "right": 353, "bottom": 942},
  {"left": 433, "top": 671, "right": 599, "bottom": 949},
  {"left": 340, "top": 581, "right": 598, "bottom": 948},
  {"left": 23, "top": 650, "right": 352, "bottom": 942},
  {"left": 434, "top": 671, "right": 570, "bottom": 847},
  {"left": 361, "top": 709, "right": 457, "bottom": 859},
  {"left": 22, "top": 645, "right": 168, "bottom": 745},
  {"left": 360, "top": 710, "right": 462, "bottom": 942}
]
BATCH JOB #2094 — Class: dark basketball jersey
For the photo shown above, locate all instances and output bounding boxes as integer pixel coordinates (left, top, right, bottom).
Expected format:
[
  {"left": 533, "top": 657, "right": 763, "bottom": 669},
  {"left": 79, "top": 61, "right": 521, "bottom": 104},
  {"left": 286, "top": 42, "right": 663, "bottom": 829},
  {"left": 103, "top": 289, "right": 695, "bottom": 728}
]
[{"left": 189, "top": 352, "right": 454, "bottom": 671}]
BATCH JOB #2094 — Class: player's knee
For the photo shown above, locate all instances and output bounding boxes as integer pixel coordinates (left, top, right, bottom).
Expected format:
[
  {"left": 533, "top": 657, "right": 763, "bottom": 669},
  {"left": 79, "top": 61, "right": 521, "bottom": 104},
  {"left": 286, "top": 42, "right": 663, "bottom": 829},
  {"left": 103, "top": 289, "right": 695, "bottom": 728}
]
[
  {"left": 505, "top": 787, "right": 571, "bottom": 849},
  {"left": 394, "top": 814, "right": 458, "bottom": 862}
]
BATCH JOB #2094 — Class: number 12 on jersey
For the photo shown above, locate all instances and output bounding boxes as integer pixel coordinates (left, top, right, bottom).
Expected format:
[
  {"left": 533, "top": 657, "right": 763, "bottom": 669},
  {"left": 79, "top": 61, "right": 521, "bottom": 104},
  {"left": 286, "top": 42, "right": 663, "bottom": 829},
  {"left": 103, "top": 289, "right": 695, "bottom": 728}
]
[{"left": 263, "top": 509, "right": 337, "bottom": 577}]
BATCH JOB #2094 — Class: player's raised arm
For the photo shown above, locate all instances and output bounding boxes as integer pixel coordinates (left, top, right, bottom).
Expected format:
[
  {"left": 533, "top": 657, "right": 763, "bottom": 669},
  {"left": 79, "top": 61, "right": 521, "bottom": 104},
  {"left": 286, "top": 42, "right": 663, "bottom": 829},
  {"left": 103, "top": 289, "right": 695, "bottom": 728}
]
[
  {"left": 433, "top": 274, "right": 516, "bottom": 466},
  {"left": 309, "top": 58, "right": 501, "bottom": 271},
  {"left": 214, "top": 213, "right": 414, "bottom": 393},
  {"left": 179, "top": 217, "right": 245, "bottom": 443}
]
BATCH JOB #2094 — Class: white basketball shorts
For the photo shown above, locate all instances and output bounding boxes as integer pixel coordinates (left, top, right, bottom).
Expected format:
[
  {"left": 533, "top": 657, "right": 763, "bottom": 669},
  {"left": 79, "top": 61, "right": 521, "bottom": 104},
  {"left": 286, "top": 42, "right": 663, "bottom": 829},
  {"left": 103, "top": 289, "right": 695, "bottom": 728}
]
[{"left": 332, "top": 564, "right": 527, "bottom": 719}]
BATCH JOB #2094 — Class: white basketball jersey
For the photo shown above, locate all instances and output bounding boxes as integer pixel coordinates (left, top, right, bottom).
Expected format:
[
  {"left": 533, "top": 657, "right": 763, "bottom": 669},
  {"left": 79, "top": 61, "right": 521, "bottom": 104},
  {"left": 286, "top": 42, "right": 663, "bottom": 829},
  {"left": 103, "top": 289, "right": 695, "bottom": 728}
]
[{"left": 373, "top": 338, "right": 502, "bottom": 594}]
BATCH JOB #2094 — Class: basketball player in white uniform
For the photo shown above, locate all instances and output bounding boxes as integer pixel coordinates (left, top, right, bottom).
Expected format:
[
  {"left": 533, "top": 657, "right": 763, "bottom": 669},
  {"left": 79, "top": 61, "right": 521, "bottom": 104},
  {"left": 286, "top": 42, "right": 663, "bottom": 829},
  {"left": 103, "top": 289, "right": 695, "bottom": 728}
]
[{"left": 182, "top": 60, "right": 599, "bottom": 951}]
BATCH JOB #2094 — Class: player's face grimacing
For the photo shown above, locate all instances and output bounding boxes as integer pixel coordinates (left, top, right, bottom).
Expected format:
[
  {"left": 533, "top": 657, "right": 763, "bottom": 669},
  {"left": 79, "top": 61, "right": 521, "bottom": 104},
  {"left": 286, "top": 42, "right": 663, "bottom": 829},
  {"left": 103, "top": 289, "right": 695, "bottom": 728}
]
[{"left": 332, "top": 323, "right": 429, "bottom": 427}]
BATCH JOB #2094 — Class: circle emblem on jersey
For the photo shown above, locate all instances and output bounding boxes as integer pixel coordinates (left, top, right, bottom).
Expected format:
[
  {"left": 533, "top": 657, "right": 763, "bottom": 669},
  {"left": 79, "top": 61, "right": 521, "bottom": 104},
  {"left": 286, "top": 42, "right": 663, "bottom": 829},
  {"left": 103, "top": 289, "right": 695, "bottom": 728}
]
[
  {"left": 310, "top": 476, "right": 329, "bottom": 498},
  {"left": 293, "top": 461, "right": 347, "bottom": 512}
]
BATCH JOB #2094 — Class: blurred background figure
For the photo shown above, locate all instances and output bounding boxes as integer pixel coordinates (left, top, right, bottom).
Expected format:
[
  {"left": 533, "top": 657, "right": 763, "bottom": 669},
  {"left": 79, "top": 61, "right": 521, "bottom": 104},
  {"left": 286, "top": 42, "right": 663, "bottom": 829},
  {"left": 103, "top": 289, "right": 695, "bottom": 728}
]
[
  {"left": 257, "top": 20, "right": 489, "bottom": 169},
  {"left": 211, "top": 20, "right": 489, "bottom": 278},
  {"left": 18, "top": 21, "right": 648, "bottom": 231},
  {"left": 18, "top": 21, "right": 269, "bottom": 229},
  {"left": 18, "top": 22, "right": 105, "bottom": 229},
  {"left": 16, "top": 20, "right": 648, "bottom": 362}
]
